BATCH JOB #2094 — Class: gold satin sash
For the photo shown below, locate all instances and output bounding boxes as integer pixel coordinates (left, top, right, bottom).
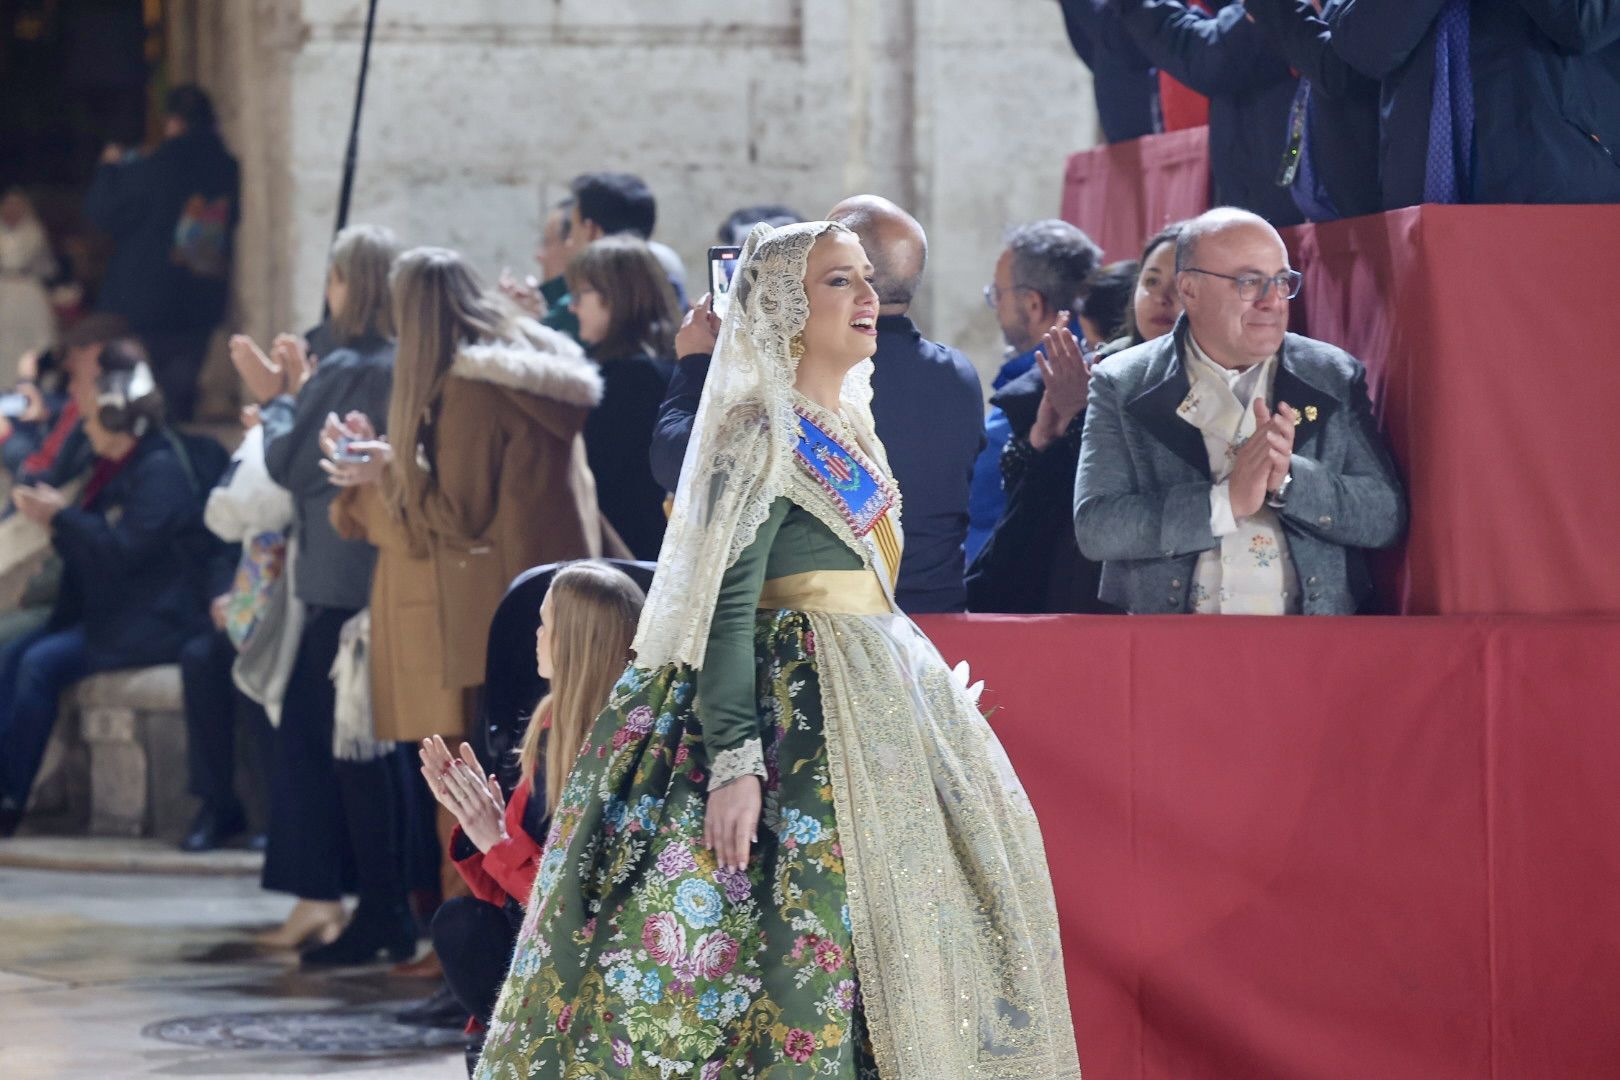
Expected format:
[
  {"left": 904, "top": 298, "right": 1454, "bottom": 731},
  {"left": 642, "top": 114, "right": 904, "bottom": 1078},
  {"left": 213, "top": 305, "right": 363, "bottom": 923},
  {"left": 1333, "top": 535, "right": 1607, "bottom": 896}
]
[{"left": 758, "top": 570, "right": 892, "bottom": 615}]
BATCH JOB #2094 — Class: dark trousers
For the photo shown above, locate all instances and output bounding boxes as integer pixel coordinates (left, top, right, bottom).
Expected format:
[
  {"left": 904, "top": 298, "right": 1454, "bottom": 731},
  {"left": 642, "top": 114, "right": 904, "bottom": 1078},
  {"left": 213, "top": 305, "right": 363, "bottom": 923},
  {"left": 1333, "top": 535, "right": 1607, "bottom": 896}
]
[
  {"left": 138, "top": 327, "right": 213, "bottom": 422},
  {"left": 335, "top": 752, "right": 406, "bottom": 909},
  {"left": 261, "top": 606, "right": 354, "bottom": 900},
  {"left": 179, "top": 627, "right": 270, "bottom": 817},
  {"left": 432, "top": 896, "right": 522, "bottom": 1024},
  {"left": 0, "top": 626, "right": 88, "bottom": 806}
]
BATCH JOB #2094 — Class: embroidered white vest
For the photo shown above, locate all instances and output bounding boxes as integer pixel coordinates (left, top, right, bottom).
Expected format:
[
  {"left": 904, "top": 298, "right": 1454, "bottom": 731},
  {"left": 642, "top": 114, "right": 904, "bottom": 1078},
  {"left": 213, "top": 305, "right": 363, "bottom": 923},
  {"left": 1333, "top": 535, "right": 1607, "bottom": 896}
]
[{"left": 1177, "top": 351, "right": 1301, "bottom": 615}]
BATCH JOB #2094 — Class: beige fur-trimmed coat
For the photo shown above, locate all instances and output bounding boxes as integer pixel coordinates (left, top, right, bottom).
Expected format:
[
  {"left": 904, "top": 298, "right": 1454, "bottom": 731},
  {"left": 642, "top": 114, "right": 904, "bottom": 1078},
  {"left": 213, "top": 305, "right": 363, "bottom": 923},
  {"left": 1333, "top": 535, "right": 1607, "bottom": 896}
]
[{"left": 336, "top": 320, "right": 627, "bottom": 709}]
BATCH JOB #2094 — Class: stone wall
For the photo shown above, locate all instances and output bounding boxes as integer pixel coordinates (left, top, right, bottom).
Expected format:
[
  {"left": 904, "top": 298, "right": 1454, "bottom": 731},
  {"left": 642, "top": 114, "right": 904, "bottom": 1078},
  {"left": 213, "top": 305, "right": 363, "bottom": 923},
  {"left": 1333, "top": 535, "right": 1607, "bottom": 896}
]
[{"left": 190, "top": 0, "right": 1099, "bottom": 390}]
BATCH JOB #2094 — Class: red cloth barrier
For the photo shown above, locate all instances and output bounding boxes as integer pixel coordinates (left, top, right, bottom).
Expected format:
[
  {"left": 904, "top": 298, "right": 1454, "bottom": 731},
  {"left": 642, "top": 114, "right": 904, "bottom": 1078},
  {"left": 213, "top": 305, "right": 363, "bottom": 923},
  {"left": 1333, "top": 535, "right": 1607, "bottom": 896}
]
[
  {"left": 1287, "top": 205, "right": 1620, "bottom": 615},
  {"left": 1061, "top": 127, "right": 1212, "bottom": 259},
  {"left": 916, "top": 613, "right": 1620, "bottom": 1079}
]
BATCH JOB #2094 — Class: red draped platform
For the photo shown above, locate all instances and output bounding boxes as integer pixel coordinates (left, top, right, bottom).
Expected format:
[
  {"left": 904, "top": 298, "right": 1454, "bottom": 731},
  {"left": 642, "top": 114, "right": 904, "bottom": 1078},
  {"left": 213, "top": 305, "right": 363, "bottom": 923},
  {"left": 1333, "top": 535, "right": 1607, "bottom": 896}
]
[
  {"left": 1062, "top": 132, "right": 1620, "bottom": 614},
  {"left": 917, "top": 613, "right": 1620, "bottom": 1079}
]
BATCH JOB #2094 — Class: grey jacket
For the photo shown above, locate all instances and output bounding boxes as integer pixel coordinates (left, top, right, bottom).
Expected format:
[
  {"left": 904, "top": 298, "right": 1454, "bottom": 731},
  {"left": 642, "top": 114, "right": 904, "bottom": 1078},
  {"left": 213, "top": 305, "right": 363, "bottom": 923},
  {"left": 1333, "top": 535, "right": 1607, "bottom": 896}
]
[
  {"left": 261, "top": 334, "right": 394, "bottom": 610},
  {"left": 1073, "top": 320, "right": 1405, "bottom": 614}
]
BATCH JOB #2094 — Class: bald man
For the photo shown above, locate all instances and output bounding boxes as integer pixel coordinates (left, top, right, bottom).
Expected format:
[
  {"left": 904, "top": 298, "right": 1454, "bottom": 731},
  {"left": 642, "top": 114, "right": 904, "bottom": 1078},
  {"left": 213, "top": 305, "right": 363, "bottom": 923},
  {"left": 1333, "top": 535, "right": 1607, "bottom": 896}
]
[
  {"left": 649, "top": 196, "right": 983, "bottom": 613},
  {"left": 1074, "top": 207, "right": 1405, "bottom": 615}
]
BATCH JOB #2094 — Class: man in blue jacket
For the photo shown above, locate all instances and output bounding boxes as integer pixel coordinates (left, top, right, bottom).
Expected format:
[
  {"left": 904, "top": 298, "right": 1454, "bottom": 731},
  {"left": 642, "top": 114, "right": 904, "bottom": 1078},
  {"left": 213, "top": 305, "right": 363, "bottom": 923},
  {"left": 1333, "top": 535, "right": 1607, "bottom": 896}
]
[
  {"left": 1328, "top": 0, "right": 1620, "bottom": 207},
  {"left": 0, "top": 363, "right": 221, "bottom": 835}
]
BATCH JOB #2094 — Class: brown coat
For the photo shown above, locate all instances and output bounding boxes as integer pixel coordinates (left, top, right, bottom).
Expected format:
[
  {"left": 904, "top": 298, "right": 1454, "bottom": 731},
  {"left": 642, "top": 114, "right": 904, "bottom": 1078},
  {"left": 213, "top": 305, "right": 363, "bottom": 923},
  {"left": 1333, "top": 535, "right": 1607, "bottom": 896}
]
[
  {"left": 411, "top": 324, "right": 623, "bottom": 689},
  {"left": 330, "top": 483, "right": 471, "bottom": 741}
]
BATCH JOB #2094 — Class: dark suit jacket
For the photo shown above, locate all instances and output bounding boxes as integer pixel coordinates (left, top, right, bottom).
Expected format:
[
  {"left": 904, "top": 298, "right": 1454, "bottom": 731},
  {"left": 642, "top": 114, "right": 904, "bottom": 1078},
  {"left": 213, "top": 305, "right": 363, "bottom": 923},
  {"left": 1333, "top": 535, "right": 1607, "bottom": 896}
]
[{"left": 1074, "top": 318, "right": 1406, "bottom": 614}]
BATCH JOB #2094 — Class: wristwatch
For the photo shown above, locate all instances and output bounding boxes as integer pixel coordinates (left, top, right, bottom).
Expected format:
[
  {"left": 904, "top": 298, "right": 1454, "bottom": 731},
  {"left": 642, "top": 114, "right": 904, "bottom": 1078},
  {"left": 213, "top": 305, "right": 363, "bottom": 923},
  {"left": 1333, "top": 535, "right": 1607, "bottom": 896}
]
[{"left": 1266, "top": 471, "right": 1293, "bottom": 509}]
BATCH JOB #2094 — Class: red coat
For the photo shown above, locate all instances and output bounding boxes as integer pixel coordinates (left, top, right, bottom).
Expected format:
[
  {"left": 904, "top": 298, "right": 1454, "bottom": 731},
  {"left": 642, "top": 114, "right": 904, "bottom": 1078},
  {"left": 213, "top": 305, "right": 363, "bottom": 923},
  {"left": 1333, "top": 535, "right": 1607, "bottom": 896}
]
[{"left": 450, "top": 778, "right": 545, "bottom": 906}]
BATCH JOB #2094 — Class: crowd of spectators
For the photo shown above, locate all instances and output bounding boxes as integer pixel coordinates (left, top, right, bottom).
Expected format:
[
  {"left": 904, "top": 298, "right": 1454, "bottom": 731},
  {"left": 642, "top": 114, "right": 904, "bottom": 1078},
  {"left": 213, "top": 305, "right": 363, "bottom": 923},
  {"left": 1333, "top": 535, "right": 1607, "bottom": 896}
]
[
  {"left": 1060, "top": 0, "right": 1620, "bottom": 220},
  {"left": 0, "top": 21, "right": 1605, "bottom": 1059}
]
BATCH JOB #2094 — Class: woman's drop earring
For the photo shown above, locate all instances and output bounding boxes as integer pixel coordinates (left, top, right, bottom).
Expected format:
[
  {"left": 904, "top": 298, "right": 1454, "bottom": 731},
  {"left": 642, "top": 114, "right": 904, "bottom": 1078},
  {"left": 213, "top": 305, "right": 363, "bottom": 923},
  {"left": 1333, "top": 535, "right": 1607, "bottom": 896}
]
[{"left": 788, "top": 334, "right": 806, "bottom": 362}]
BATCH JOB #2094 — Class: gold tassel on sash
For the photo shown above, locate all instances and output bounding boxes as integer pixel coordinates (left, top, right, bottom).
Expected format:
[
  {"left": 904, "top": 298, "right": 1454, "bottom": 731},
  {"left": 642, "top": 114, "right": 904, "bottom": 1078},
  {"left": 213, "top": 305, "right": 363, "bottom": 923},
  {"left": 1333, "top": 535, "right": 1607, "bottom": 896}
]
[{"left": 869, "top": 512, "right": 902, "bottom": 593}]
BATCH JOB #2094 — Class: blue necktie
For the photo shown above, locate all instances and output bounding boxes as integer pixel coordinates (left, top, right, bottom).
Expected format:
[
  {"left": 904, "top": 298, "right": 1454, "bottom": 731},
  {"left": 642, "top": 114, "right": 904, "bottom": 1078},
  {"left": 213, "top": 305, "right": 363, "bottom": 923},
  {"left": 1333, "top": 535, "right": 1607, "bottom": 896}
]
[{"left": 1424, "top": 0, "right": 1474, "bottom": 204}]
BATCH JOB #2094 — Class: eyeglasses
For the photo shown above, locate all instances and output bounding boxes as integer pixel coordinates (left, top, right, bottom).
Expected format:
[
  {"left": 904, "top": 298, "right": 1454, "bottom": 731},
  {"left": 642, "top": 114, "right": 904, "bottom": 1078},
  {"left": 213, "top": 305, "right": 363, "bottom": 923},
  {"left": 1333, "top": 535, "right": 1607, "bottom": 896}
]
[
  {"left": 1180, "top": 268, "right": 1303, "bottom": 301},
  {"left": 983, "top": 282, "right": 1036, "bottom": 309}
]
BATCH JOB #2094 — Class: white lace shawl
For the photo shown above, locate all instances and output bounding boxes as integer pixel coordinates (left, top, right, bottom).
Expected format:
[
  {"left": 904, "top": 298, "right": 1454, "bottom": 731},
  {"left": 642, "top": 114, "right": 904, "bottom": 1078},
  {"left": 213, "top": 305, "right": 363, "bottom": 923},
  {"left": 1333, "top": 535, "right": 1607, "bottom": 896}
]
[{"left": 632, "top": 220, "right": 884, "bottom": 671}]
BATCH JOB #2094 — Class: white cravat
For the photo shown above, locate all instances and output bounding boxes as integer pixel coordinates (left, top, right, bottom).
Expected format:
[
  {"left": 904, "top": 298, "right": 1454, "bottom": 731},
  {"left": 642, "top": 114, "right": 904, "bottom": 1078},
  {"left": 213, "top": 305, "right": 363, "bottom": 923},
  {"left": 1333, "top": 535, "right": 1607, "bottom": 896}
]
[{"left": 1179, "top": 334, "right": 1301, "bottom": 615}]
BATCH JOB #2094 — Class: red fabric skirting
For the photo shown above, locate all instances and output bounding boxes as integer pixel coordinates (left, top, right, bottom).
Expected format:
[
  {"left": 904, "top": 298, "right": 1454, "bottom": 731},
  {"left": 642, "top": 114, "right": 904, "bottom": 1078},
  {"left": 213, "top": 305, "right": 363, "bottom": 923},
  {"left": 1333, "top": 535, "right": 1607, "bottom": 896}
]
[
  {"left": 1061, "top": 127, "right": 1213, "bottom": 260},
  {"left": 917, "top": 613, "right": 1620, "bottom": 1079}
]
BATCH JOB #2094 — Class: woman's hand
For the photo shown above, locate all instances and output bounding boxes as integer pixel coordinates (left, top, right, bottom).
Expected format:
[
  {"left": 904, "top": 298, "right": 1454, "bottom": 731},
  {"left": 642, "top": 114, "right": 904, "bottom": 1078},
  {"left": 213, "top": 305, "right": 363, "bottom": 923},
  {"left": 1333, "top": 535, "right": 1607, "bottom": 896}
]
[
  {"left": 419, "top": 735, "right": 509, "bottom": 854},
  {"left": 1030, "top": 316, "right": 1091, "bottom": 451},
  {"left": 675, "top": 293, "right": 721, "bottom": 357},
  {"left": 228, "top": 334, "right": 285, "bottom": 404},
  {"left": 703, "top": 773, "right": 762, "bottom": 873},
  {"left": 319, "top": 411, "right": 391, "bottom": 487},
  {"left": 271, "top": 334, "right": 316, "bottom": 396},
  {"left": 11, "top": 484, "right": 66, "bottom": 526}
]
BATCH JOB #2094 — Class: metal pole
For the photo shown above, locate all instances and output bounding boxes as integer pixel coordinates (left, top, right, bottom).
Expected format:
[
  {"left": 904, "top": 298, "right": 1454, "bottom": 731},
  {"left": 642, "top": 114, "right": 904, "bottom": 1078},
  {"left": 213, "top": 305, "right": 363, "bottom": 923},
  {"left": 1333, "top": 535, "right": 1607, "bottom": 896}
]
[{"left": 333, "top": 0, "right": 381, "bottom": 236}]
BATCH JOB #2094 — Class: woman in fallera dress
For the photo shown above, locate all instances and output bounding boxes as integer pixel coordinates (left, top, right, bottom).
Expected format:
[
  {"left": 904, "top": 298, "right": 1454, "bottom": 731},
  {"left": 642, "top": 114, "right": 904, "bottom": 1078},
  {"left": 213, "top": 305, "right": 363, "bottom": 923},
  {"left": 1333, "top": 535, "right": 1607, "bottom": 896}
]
[{"left": 476, "top": 222, "right": 1081, "bottom": 1079}]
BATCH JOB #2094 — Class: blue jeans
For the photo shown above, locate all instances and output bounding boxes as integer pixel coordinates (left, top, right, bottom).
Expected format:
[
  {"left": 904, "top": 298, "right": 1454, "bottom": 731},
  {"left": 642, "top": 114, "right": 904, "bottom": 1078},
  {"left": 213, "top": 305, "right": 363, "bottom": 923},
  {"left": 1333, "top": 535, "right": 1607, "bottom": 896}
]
[{"left": 0, "top": 626, "right": 89, "bottom": 806}]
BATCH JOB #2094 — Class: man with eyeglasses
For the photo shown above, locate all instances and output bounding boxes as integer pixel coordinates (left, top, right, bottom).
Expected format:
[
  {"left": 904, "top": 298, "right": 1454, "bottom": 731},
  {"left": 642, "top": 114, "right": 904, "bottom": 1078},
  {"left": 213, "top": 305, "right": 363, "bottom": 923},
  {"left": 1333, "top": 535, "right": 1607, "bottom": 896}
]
[{"left": 1074, "top": 207, "right": 1405, "bottom": 615}]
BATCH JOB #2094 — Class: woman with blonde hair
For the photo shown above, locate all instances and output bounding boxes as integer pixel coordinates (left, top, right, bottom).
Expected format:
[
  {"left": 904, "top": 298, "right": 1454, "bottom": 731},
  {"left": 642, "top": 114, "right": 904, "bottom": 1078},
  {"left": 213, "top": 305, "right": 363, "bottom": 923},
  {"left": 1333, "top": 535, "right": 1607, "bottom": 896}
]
[
  {"left": 566, "top": 235, "right": 679, "bottom": 559},
  {"left": 478, "top": 222, "right": 1079, "bottom": 1077},
  {"left": 254, "top": 222, "right": 401, "bottom": 956},
  {"left": 322, "top": 247, "right": 619, "bottom": 963},
  {"left": 417, "top": 561, "right": 644, "bottom": 1034}
]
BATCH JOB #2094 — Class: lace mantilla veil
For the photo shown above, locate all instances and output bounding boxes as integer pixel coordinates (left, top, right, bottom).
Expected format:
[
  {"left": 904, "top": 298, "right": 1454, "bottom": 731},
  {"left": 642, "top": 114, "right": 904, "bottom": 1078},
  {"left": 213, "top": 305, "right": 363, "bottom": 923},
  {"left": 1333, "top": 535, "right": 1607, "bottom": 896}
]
[{"left": 632, "top": 220, "right": 880, "bottom": 671}]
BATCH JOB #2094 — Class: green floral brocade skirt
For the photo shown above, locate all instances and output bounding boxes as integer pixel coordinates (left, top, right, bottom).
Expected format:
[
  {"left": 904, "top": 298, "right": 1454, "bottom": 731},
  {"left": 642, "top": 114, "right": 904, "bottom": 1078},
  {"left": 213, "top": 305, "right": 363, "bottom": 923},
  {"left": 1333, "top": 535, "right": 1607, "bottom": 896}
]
[{"left": 476, "top": 610, "right": 879, "bottom": 1079}]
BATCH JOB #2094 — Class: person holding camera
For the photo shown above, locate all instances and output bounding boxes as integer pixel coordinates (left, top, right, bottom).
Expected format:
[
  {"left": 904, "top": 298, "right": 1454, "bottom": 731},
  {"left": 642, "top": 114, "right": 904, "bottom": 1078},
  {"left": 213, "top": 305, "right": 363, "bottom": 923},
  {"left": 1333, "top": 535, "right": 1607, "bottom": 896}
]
[{"left": 0, "top": 362, "right": 218, "bottom": 836}]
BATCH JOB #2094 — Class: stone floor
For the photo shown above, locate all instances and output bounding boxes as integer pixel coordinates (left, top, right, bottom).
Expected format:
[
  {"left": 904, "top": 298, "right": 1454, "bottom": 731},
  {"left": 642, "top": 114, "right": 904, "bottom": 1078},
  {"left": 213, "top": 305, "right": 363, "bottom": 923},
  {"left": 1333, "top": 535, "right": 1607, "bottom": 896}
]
[{"left": 0, "top": 841, "right": 466, "bottom": 1079}]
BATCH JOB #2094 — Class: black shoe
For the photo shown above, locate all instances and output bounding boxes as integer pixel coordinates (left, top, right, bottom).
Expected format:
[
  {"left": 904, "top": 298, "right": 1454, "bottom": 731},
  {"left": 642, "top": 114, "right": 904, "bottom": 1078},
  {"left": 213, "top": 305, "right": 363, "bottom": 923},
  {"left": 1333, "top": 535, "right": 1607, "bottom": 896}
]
[
  {"left": 301, "top": 901, "right": 418, "bottom": 968},
  {"left": 396, "top": 982, "right": 469, "bottom": 1029},
  {"left": 179, "top": 804, "right": 248, "bottom": 853},
  {"left": 0, "top": 797, "right": 23, "bottom": 839}
]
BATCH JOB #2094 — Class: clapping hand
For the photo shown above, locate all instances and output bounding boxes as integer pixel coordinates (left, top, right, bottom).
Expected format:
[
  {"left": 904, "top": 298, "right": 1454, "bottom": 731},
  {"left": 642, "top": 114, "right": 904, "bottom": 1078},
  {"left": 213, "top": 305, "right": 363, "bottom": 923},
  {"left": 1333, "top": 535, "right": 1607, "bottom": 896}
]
[
  {"left": 419, "top": 735, "right": 509, "bottom": 853},
  {"left": 270, "top": 334, "right": 317, "bottom": 395},
  {"left": 228, "top": 334, "right": 284, "bottom": 403},
  {"left": 1228, "top": 399, "right": 1296, "bottom": 518},
  {"left": 1030, "top": 313, "right": 1091, "bottom": 451}
]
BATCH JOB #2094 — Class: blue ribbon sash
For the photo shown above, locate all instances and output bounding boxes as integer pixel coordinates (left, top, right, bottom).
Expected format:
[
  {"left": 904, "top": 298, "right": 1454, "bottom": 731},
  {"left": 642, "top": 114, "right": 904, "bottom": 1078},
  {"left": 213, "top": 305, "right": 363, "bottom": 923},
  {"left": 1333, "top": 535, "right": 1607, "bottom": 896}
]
[{"left": 793, "top": 411, "right": 894, "bottom": 537}]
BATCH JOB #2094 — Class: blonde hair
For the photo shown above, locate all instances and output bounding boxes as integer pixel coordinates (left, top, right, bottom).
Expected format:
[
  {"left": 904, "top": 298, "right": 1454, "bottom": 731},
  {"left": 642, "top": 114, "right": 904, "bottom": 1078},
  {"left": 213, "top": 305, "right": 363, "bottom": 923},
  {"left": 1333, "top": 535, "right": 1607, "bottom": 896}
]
[
  {"left": 328, "top": 224, "right": 402, "bottom": 344},
  {"left": 385, "top": 246, "right": 509, "bottom": 545},
  {"left": 518, "top": 562, "right": 646, "bottom": 813}
]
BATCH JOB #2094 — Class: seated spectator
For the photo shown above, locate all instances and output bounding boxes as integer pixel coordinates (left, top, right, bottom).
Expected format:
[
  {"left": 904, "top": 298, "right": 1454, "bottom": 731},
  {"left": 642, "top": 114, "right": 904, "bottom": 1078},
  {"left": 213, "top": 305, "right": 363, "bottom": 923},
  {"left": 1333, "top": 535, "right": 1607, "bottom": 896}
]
[
  {"left": 2, "top": 313, "right": 130, "bottom": 487},
  {"left": 716, "top": 203, "right": 802, "bottom": 246},
  {"left": 1111, "top": 0, "right": 1305, "bottom": 226},
  {"left": 178, "top": 406, "right": 288, "bottom": 852},
  {"left": 1244, "top": 0, "right": 1381, "bottom": 220},
  {"left": 84, "top": 84, "right": 240, "bottom": 420},
  {"left": 1327, "top": 0, "right": 1620, "bottom": 208},
  {"left": 965, "top": 219, "right": 1102, "bottom": 564},
  {"left": 567, "top": 236, "right": 679, "bottom": 560},
  {"left": 969, "top": 226, "right": 1183, "bottom": 613},
  {"left": 418, "top": 561, "right": 644, "bottom": 1046},
  {"left": 1074, "top": 207, "right": 1406, "bottom": 615},
  {"left": 1057, "top": 0, "right": 1161, "bottom": 142},
  {"left": 0, "top": 346, "right": 66, "bottom": 480},
  {"left": 1076, "top": 260, "right": 1141, "bottom": 349},
  {"left": 0, "top": 363, "right": 221, "bottom": 835}
]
